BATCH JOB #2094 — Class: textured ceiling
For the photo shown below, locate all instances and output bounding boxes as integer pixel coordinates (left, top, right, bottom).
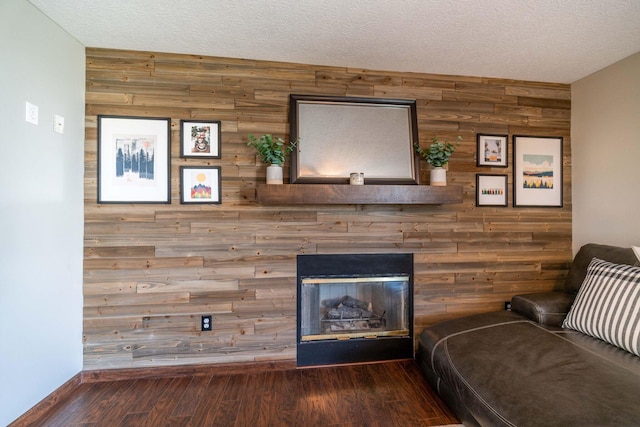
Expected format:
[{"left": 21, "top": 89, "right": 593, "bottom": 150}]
[{"left": 29, "top": 0, "right": 640, "bottom": 83}]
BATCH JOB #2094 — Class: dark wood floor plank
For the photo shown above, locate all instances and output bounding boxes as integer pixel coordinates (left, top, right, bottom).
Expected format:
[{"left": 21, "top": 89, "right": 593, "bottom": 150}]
[
  {"left": 317, "top": 366, "right": 352, "bottom": 422},
  {"left": 119, "top": 412, "right": 149, "bottom": 426},
  {"left": 188, "top": 374, "right": 230, "bottom": 425},
  {"left": 235, "top": 371, "right": 266, "bottom": 426},
  {"left": 141, "top": 376, "right": 193, "bottom": 427},
  {"left": 259, "top": 369, "right": 300, "bottom": 425},
  {"left": 297, "top": 377, "right": 322, "bottom": 425},
  {"left": 171, "top": 375, "right": 212, "bottom": 418},
  {"left": 125, "top": 377, "right": 176, "bottom": 414},
  {"left": 113, "top": 377, "right": 177, "bottom": 427},
  {"left": 341, "top": 364, "right": 382, "bottom": 427},
  {"left": 38, "top": 381, "right": 114, "bottom": 426},
  {"left": 211, "top": 373, "right": 250, "bottom": 426},
  {"left": 163, "top": 415, "right": 191, "bottom": 427},
  {"left": 396, "top": 360, "right": 460, "bottom": 425},
  {"left": 211, "top": 399, "right": 241, "bottom": 427},
  {"left": 84, "top": 380, "right": 139, "bottom": 425},
  {"left": 28, "top": 361, "right": 458, "bottom": 427},
  {"left": 334, "top": 367, "right": 375, "bottom": 426}
]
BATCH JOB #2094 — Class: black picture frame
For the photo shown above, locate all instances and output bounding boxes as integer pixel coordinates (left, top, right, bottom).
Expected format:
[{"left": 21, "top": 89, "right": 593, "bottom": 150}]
[
  {"left": 289, "top": 94, "right": 420, "bottom": 184},
  {"left": 97, "top": 115, "right": 171, "bottom": 204},
  {"left": 513, "top": 135, "right": 563, "bottom": 207},
  {"left": 180, "top": 120, "right": 221, "bottom": 158},
  {"left": 476, "top": 174, "right": 508, "bottom": 207},
  {"left": 477, "top": 134, "right": 508, "bottom": 167},
  {"left": 180, "top": 166, "right": 222, "bottom": 204}
]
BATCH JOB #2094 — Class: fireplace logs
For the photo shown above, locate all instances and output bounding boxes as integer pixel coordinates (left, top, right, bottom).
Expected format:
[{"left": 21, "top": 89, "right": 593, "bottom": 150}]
[{"left": 321, "top": 295, "right": 386, "bottom": 332}]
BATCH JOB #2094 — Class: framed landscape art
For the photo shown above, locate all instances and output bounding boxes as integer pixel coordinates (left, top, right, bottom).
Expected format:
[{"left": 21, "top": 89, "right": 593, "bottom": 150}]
[
  {"left": 513, "top": 135, "right": 563, "bottom": 207},
  {"left": 97, "top": 115, "right": 171, "bottom": 204},
  {"left": 180, "top": 166, "right": 222, "bottom": 204}
]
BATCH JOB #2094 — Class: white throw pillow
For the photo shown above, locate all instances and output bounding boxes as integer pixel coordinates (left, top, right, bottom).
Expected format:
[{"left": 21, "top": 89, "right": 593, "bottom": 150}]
[{"left": 563, "top": 257, "right": 640, "bottom": 357}]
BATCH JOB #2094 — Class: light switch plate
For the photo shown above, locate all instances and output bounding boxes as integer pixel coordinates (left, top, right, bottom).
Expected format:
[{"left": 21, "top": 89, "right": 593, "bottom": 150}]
[
  {"left": 54, "top": 114, "right": 65, "bottom": 134},
  {"left": 26, "top": 102, "right": 38, "bottom": 125}
]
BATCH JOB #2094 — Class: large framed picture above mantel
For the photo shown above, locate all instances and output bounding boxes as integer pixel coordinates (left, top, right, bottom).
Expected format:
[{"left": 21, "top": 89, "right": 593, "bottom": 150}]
[
  {"left": 513, "top": 135, "right": 563, "bottom": 207},
  {"left": 289, "top": 94, "right": 420, "bottom": 185},
  {"left": 97, "top": 115, "right": 171, "bottom": 204}
]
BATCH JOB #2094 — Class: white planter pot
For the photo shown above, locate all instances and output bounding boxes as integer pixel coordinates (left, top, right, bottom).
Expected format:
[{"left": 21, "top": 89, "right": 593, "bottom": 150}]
[
  {"left": 430, "top": 167, "right": 447, "bottom": 186},
  {"left": 266, "top": 164, "right": 284, "bottom": 185}
]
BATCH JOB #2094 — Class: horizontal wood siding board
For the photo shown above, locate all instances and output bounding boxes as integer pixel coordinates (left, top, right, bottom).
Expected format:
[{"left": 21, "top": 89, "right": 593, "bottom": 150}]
[{"left": 84, "top": 48, "right": 571, "bottom": 369}]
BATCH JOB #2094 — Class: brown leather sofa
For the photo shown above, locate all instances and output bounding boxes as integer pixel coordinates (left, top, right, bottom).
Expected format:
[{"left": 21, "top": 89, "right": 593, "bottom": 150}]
[{"left": 417, "top": 244, "right": 640, "bottom": 426}]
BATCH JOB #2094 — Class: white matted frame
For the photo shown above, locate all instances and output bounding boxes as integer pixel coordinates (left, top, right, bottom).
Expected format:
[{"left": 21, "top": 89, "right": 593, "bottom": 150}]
[
  {"left": 98, "top": 115, "right": 171, "bottom": 204},
  {"left": 476, "top": 174, "right": 508, "bottom": 207},
  {"left": 477, "top": 134, "right": 508, "bottom": 167},
  {"left": 513, "top": 135, "right": 563, "bottom": 207},
  {"left": 180, "top": 120, "right": 221, "bottom": 158},
  {"left": 180, "top": 166, "right": 222, "bottom": 204}
]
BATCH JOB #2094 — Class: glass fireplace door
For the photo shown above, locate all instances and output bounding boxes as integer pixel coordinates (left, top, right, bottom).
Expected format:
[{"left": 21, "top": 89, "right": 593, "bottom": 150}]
[{"left": 300, "top": 275, "right": 410, "bottom": 341}]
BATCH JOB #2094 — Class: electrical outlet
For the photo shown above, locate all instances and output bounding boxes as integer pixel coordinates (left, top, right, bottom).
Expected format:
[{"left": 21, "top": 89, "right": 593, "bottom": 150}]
[
  {"left": 201, "top": 315, "right": 212, "bottom": 331},
  {"left": 504, "top": 301, "right": 512, "bottom": 311}
]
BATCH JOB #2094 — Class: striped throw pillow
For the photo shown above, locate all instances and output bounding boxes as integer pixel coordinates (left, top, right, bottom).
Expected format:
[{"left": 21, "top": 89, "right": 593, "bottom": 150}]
[{"left": 563, "top": 257, "right": 640, "bottom": 357}]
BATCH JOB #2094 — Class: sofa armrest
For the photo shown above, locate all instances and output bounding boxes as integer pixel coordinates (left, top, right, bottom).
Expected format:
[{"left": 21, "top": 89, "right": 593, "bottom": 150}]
[{"left": 511, "top": 292, "right": 575, "bottom": 327}]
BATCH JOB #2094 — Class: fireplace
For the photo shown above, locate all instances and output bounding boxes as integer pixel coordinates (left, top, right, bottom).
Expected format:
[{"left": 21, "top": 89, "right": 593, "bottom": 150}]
[{"left": 297, "top": 253, "right": 414, "bottom": 366}]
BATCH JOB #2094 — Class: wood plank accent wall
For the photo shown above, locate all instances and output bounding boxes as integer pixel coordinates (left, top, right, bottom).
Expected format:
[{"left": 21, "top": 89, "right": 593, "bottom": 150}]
[{"left": 84, "top": 48, "right": 572, "bottom": 369}]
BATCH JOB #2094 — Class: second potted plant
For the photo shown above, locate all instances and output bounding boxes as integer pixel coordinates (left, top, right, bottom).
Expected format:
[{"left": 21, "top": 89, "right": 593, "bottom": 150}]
[
  {"left": 247, "top": 134, "right": 297, "bottom": 184},
  {"left": 415, "top": 136, "right": 461, "bottom": 186}
]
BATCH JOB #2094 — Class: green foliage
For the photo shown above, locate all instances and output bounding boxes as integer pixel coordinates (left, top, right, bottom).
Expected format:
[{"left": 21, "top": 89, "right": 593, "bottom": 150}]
[
  {"left": 247, "top": 134, "right": 298, "bottom": 166},
  {"left": 414, "top": 136, "right": 462, "bottom": 168}
]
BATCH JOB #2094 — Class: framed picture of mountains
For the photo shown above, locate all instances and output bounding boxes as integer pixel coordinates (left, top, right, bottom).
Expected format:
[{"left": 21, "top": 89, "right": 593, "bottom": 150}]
[
  {"left": 179, "top": 166, "right": 221, "bottom": 204},
  {"left": 513, "top": 135, "right": 563, "bottom": 207}
]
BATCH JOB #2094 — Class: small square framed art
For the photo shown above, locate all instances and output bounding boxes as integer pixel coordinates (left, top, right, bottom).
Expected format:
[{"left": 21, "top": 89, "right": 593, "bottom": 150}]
[
  {"left": 180, "top": 166, "right": 222, "bottom": 204},
  {"left": 477, "top": 134, "right": 508, "bottom": 167},
  {"left": 476, "top": 174, "right": 508, "bottom": 207},
  {"left": 180, "top": 120, "right": 221, "bottom": 158}
]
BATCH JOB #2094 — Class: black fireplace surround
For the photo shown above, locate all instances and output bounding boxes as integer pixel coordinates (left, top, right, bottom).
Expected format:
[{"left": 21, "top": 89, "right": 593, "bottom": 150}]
[{"left": 297, "top": 253, "right": 414, "bottom": 367}]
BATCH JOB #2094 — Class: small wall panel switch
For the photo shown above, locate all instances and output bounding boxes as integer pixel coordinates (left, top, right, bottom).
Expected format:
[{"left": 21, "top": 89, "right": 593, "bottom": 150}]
[
  {"left": 54, "top": 114, "right": 65, "bottom": 134},
  {"left": 25, "top": 102, "right": 38, "bottom": 125}
]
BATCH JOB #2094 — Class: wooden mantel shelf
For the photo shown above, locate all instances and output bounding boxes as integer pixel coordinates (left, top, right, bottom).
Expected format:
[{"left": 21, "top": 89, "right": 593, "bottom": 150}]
[{"left": 256, "top": 184, "right": 463, "bottom": 205}]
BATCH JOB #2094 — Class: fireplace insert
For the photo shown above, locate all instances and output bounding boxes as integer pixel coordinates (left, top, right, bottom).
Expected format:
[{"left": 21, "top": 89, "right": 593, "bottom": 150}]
[{"left": 297, "top": 253, "right": 414, "bottom": 366}]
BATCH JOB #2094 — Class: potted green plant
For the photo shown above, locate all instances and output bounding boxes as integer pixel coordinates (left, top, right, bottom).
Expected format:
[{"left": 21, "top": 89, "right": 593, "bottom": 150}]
[
  {"left": 414, "top": 136, "right": 461, "bottom": 186},
  {"left": 247, "top": 134, "right": 297, "bottom": 184}
]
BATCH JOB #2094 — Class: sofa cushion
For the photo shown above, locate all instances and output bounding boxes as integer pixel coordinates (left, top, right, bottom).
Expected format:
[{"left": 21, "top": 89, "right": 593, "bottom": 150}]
[
  {"left": 563, "top": 257, "right": 640, "bottom": 357},
  {"left": 511, "top": 291, "right": 575, "bottom": 327},
  {"left": 418, "top": 310, "right": 640, "bottom": 426}
]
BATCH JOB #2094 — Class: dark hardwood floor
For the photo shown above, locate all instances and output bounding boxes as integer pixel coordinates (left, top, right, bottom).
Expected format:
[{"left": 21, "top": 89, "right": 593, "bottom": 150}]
[{"left": 13, "top": 360, "right": 459, "bottom": 427}]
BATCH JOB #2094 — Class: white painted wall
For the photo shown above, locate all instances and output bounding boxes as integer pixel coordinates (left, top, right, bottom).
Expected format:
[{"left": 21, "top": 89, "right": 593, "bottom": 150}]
[
  {"left": 571, "top": 52, "right": 640, "bottom": 254},
  {"left": 0, "top": 0, "right": 85, "bottom": 424}
]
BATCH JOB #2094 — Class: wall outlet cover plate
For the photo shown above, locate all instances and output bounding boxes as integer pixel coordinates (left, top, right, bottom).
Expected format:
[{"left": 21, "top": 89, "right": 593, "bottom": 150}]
[
  {"left": 26, "top": 102, "right": 38, "bottom": 125},
  {"left": 54, "top": 114, "right": 65, "bottom": 134}
]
